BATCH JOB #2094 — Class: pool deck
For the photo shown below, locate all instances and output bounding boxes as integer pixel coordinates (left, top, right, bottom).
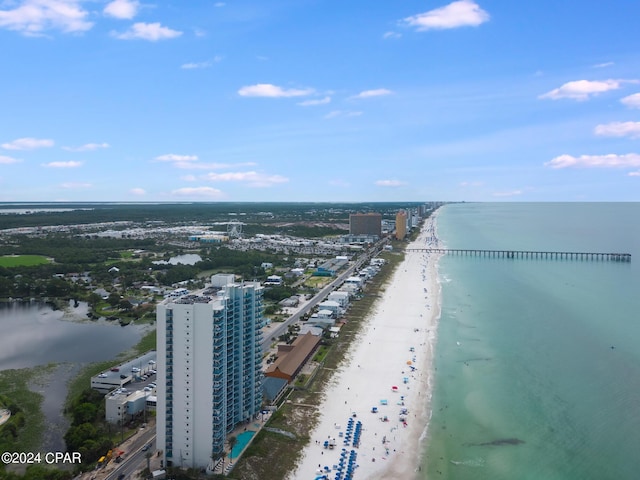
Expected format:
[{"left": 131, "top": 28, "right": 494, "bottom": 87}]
[{"left": 214, "top": 411, "right": 273, "bottom": 475}]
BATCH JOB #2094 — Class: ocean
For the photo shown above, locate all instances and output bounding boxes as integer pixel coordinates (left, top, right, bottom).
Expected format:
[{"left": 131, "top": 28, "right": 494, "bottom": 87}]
[{"left": 422, "top": 203, "right": 640, "bottom": 480}]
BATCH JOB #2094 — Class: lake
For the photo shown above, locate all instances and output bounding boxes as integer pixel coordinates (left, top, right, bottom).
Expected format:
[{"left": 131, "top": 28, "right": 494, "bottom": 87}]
[{"left": 0, "top": 301, "right": 146, "bottom": 452}]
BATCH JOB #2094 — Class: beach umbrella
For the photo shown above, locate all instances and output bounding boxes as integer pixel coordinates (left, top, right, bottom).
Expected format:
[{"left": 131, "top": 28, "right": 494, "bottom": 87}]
[{"left": 391, "top": 385, "right": 398, "bottom": 391}]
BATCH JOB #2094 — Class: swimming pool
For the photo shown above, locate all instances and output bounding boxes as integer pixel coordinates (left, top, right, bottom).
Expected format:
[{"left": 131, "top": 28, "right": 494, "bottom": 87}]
[{"left": 230, "top": 431, "right": 255, "bottom": 459}]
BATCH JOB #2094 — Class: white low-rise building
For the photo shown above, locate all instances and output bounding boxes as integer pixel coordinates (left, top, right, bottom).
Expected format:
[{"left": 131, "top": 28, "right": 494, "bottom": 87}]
[
  {"left": 210, "top": 273, "right": 235, "bottom": 287},
  {"left": 328, "top": 291, "right": 350, "bottom": 307},
  {"left": 105, "top": 389, "right": 151, "bottom": 424},
  {"left": 317, "top": 300, "right": 341, "bottom": 316},
  {"left": 265, "top": 275, "right": 283, "bottom": 285},
  {"left": 343, "top": 276, "right": 364, "bottom": 289}
]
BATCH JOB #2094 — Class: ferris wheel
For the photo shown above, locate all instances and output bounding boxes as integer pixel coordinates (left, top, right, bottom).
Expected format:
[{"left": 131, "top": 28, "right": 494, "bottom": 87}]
[{"left": 227, "top": 221, "right": 243, "bottom": 238}]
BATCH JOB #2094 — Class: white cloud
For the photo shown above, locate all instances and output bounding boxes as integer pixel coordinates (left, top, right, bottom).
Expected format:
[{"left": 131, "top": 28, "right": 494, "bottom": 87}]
[
  {"left": 297, "top": 96, "right": 331, "bottom": 106},
  {"left": 459, "top": 181, "right": 484, "bottom": 187},
  {"left": 592, "top": 62, "right": 614, "bottom": 68},
  {"left": 202, "top": 171, "right": 289, "bottom": 187},
  {"left": 375, "top": 179, "right": 407, "bottom": 187},
  {"left": 238, "top": 84, "right": 314, "bottom": 98},
  {"left": 104, "top": 0, "right": 139, "bottom": 20},
  {"left": 181, "top": 56, "right": 222, "bottom": 69},
  {"left": 492, "top": 190, "right": 523, "bottom": 197},
  {"left": 628, "top": 171, "right": 640, "bottom": 177},
  {"left": 60, "top": 182, "right": 92, "bottom": 188},
  {"left": 155, "top": 154, "right": 198, "bottom": 162},
  {"left": 539, "top": 79, "right": 621, "bottom": 101},
  {"left": 621, "top": 93, "right": 640, "bottom": 109},
  {"left": 0, "top": 155, "right": 21, "bottom": 164},
  {"left": 181, "top": 174, "right": 197, "bottom": 181},
  {"left": 545, "top": 153, "right": 640, "bottom": 169},
  {"left": 63, "top": 142, "right": 110, "bottom": 152},
  {"left": 402, "top": 0, "right": 489, "bottom": 31},
  {"left": 594, "top": 122, "right": 640, "bottom": 139},
  {"left": 2, "top": 137, "right": 54, "bottom": 150},
  {"left": 171, "top": 186, "right": 225, "bottom": 198},
  {"left": 214, "top": 2, "right": 225, "bottom": 6},
  {"left": 174, "top": 161, "right": 257, "bottom": 170},
  {"left": 383, "top": 31, "right": 401, "bottom": 39},
  {"left": 112, "top": 22, "right": 182, "bottom": 41},
  {"left": 130, "top": 187, "right": 146, "bottom": 195},
  {"left": 323, "top": 110, "right": 362, "bottom": 119},
  {"left": 43, "top": 161, "right": 82, "bottom": 168},
  {"left": 0, "top": 0, "right": 93, "bottom": 36},
  {"left": 351, "top": 88, "right": 393, "bottom": 99}
]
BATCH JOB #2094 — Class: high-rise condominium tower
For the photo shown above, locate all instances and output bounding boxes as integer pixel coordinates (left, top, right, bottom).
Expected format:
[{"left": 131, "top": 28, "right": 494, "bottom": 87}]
[{"left": 156, "top": 282, "right": 264, "bottom": 470}]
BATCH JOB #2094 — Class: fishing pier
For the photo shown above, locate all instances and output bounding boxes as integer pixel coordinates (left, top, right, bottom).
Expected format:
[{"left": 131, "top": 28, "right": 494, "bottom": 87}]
[{"left": 406, "top": 248, "right": 631, "bottom": 262}]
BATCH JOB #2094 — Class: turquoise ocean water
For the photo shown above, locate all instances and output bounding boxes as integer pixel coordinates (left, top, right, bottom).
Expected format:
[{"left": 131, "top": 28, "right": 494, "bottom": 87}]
[{"left": 422, "top": 203, "right": 640, "bottom": 480}]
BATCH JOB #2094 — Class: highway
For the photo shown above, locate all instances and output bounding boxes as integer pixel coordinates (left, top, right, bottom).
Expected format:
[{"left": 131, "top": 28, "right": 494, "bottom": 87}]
[
  {"left": 103, "top": 429, "right": 156, "bottom": 480},
  {"left": 260, "top": 239, "right": 387, "bottom": 354}
]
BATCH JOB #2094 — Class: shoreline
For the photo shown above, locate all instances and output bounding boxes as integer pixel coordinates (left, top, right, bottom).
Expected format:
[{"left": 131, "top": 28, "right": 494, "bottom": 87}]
[{"left": 289, "top": 214, "right": 442, "bottom": 480}]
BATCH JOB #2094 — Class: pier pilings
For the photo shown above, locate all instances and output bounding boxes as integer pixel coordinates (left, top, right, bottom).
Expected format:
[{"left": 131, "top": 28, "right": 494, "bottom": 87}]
[{"left": 406, "top": 248, "right": 631, "bottom": 262}]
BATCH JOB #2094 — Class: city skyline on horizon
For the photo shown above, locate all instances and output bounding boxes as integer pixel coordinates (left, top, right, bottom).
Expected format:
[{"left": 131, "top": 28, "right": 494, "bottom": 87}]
[{"left": 1, "top": 1, "right": 639, "bottom": 203}]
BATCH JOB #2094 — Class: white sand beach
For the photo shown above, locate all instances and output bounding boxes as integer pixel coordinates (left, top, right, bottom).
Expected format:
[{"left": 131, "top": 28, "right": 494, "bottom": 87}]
[{"left": 289, "top": 215, "right": 442, "bottom": 480}]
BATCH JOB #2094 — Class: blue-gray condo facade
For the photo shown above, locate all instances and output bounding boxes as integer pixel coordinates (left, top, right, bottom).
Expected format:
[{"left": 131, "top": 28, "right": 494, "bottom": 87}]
[{"left": 156, "top": 282, "right": 264, "bottom": 469}]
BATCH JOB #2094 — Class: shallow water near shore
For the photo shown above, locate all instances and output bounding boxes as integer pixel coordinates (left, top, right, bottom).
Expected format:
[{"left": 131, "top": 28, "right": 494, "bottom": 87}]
[{"left": 424, "top": 203, "right": 640, "bottom": 480}]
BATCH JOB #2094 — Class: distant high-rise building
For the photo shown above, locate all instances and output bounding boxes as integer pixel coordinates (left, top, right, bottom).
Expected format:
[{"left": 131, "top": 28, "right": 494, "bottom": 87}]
[
  {"left": 156, "top": 282, "right": 264, "bottom": 470},
  {"left": 349, "top": 213, "right": 382, "bottom": 237},
  {"left": 395, "top": 211, "right": 407, "bottom": 240}
]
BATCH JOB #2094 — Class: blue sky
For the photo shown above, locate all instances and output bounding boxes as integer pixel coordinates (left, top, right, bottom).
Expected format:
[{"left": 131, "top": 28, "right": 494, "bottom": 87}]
[{"left": 1, "top": 0, "right": 639, "bottom": 202}]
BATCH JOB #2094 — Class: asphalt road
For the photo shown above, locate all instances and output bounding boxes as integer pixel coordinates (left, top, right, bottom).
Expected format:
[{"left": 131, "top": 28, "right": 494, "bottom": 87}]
[
  {"left": 260, "top": 239, "right": 387, "bottom": 354},
  {"left": 104, "top": 430, "right": 156, "bottom": 480}
]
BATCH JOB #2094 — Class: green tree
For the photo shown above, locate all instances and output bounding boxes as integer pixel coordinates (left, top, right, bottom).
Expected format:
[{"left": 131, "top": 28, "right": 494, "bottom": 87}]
[
  {"left": 227, "top": 435, "right": 238, "bottom": 463},
  {"left": 87, "top": 292, "right": 102, "bottom": 307},
  {"left": 73, "top": 402, "right": 97, "bottom": 424},
  {"left": 107, "top": 292, "right": 120, "bottom": 307}
]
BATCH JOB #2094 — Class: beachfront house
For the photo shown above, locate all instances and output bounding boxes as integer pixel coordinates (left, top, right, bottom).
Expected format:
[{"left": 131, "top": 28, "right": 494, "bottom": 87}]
[
  {"left": 343, "top": 276, "right": 364, "bottom": 289},
  {"left": 317, "top": 300, "right": 342, "bottom": 317},
  {"left": 328, "top": 291, "right": 350, "bottom": 308}
]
